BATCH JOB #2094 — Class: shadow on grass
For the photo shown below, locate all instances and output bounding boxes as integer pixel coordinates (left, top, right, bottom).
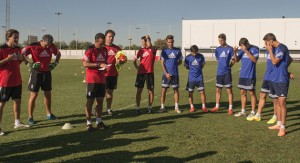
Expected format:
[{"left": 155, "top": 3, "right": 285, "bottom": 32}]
[
  {"left": 0, "top": 107, "right": 214, "bottom": 162},
  {"left": 66, "top": 149, "right": 217, "bottom": 162}
]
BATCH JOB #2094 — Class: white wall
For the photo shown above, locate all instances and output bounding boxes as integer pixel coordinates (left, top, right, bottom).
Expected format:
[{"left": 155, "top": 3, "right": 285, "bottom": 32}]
[{"left": 182, "top": 18, "right": 300, "bottom": 50}]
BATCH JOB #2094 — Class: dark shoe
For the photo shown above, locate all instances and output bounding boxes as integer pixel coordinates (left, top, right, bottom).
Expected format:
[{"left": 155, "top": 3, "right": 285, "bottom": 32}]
[
  {"left": 87, "top": 124, "right": 95, "bottom": 132},
  {"left": 47, "top": 114, "right": 57, "bottom": 120},
  {"left": 96, "top": 122, "right": 108, "bottom": 129}
]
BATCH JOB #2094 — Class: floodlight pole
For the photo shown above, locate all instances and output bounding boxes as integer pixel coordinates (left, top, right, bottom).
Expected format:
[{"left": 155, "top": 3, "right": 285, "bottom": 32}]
[
  {"left": 1, "top": 26, "right": 6, "bottom": 43},
  {"left": 55, "top": 12, "right": 63, "bottom": 49}
]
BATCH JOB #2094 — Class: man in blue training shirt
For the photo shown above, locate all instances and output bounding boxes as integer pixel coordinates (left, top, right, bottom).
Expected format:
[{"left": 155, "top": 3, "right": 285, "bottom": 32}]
[
  {"left": 250, "top": 45, "right": 294, "bottom": 124},
  {"left": 263, "top": 33, "right": 293, "bottom": 137},
  {"left": 184, "top": 45, "right": 207, "bottom": 113},
  {"left": 233, "top": 38, "right": 259, "bottom": 119},
  {"left": 210, "top": 33, "right": 235, "bottom": 115},
  {"left": 160, "top": 35, "right": 182, "bottom": 114}
]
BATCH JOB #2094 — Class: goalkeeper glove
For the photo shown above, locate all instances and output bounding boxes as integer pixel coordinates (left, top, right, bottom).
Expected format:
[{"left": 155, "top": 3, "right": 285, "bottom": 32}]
[{"left": 48, "top": 62, "right": 58, "bottom": 71}]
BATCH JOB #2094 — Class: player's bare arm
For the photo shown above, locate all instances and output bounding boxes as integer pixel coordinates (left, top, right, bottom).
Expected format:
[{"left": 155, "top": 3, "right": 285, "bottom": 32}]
[
  {"left": 266, "top": 42, "right": 280, "bottom": 65},
  {"left": 133, "top": 58, "right": 139, "bottom": 70},
  {"left": 16, "top": 52, "right": 23, "bottom": 62},
  {"left": 233, "top": 46, "right": 240, "bottom": 62},
  {"left": 230, "top": 59, "right": 235, "bottom": 67},
  {"left": 241, "top": 44, "right": 257, "bottom": 63},
  {"left": 161, "top": 60, "right": 171, "bottom": 80},
  {"left": 54, "top": 51, "right": 61, "bottom": 63},
  {"left": 83, "top": 61, "right": 107, "bottom": 68},
  {"left": 178, "top": 59, "right": 182, "bottom": 65}
]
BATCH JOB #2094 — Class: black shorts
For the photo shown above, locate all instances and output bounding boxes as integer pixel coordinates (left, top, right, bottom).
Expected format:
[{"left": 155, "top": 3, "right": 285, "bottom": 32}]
[
  {"left": 28, "top": 69, "right": 52, "bottom": 92},
  {"left": 86, "top": 83, "right": 106, "bottom": 99},
  {"left": 238, "top": 78, "right": 256, "bottom": 90},
  {"left": 105, "top": 76, "right": 118, "bottom": 90},
  {"left": 135, "top": 73, "right": 154, "bottom": 89},
  {"left": 269, "top": 82, "right": 289, "bottom": 99},
  {"left": 216, "top": 71, "right": 232, "bottom": 88},
  {"left": 0, "top": 85, "right": 22, "bottom": 102},
  {"left": 260, "top": 80, "right": 270, "bottom": 93}
]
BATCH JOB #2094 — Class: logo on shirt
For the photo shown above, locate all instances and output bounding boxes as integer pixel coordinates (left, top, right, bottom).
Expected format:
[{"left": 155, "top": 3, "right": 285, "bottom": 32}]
[
  {"left": 12, "top": 53, "right": 19, "bottom": 60},
  {"left": 220, "top": 51, "right": 226, "bottom": 57},
  {"left": 242, "top": 53, "right": 249, "bottom": 58},
  {"left": 108, "top": 49, "right": 115, "bottom": 56},
  {"left": 168, "top": 52, "right": 176, "bottom": 59},
  {"left": 191, "top": 59, "right": 199, "bottom": 66},
  {"left": 39, "top": 50, "right": 50, "bottom": 57},
  {"left": 96, "top": 54, "right": 105, "bottom": 62},
  {"left": 142, "top": 51, "right": 150, "bottom": 57}
]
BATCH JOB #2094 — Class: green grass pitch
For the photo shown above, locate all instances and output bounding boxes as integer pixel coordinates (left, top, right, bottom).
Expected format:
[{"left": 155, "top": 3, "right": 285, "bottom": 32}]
[{"left": 0, "top": 60, "right": 299, "bottom": 162}]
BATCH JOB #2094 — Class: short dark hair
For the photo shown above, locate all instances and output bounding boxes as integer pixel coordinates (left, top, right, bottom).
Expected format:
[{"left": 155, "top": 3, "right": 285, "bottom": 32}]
[
  {"left": 95, "top": 33, "right": 105, "bottom": 41},
  {"left": 239, "top": 38, "right": 249, "bottom": 46},
  {"left": 218, "top": 33, "right": 226, "bottom": 40},
  {"left": 105, "top": 29, "right": 115, "bottom": 37},
  {"left": 141, "top": 36, "right": 147, "bottom": 42},
  {"left": 42, "top": 34, "right": 54, "bottom": 45},
  {"left": 190, "top": 45, "right": 199, "bottom": 53},
  {"left": 5, "top": 29, "right": 19, "bottom": 41},
  {"left": 165, "top": 35, "right": 174, "bottom": 40},
  {"left": 263, "top": 33, "right": 277, "bottom": 41}
]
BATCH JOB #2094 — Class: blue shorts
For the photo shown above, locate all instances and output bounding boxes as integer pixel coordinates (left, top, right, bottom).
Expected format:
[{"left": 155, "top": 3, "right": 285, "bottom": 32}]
[
  {"left": 216, "top": 71, "right": 232, "bottom": 88},
  {"left": 269, "top": 82, "right": 289, "bottom": 99},
  {"left": 238, "top": 78, "right": 256, "bottom": 90},
  {"left": 186, "top": 80, "right": 204, "bottom": 92},
  {"left": 161, "top": 75, "right": 179, "bottom": 88},
  {"left": 260, "top": 80, "right": 270, "bottom": 93}
]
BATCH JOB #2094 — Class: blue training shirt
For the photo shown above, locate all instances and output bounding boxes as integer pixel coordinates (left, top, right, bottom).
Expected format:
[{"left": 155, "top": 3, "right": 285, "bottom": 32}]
[
  {"left": 160, "top": 47, "right": 183, "bottom": 76},
  {"left": 238, "top": 45, "right": 259, "bottom": 79},
  {"left": 269, "top": 43, "right": 290, "bottom": 83},
  {"left": 184, "top": 53, "right": 205, "bottom": 82},
  {"left": 263, "top": 49, "right": 275, "bottom": 81},
  {"left": 215, "top": 45, "right": 234, "bottom": 75}
]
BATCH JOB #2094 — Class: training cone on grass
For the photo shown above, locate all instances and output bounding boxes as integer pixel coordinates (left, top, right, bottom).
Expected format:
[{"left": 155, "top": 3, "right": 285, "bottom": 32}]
[{"left": 62, "top": 123, "right": 73, "bottom": 130}]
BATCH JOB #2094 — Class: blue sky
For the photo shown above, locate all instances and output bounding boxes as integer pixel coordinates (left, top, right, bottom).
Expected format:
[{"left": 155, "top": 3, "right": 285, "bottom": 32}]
[{"left": 1, "top": 0, "right": 300, "bottom": 46}]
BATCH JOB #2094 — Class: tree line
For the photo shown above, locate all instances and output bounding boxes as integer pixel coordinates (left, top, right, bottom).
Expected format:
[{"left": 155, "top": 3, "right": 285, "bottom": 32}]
[{"left": 21, "top": 39, "right": 181, "bottom": 50}]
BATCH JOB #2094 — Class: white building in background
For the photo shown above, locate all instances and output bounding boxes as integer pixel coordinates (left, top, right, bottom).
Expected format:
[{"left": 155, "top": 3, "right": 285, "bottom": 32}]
[{"left": 182, "top": 18, "right": 300, "bottom": 58}]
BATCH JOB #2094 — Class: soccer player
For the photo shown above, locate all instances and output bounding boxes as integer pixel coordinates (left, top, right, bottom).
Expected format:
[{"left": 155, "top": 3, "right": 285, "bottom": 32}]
[
  {"left": 184, "top": 45, "right": 208, "bottom": 113},
  {"left": 263, "top": 33, "right": 292, "bottom": 137},
  {"left": 133, "top": 35, "right": 157, "bottom": 114},
  {"left": 249, "top": 43, "right": 293, "bottom": 124},
  {"left": 0, "top": 29, "right": 30, "bottom": 135},
  {"left": 104, "top": 30, "right": 123, "bottom": 115},
  {"left": 210, "top": 33, "right": 235, "bottom": 115},
  {"left": 159, "top": 35, "right": 182, "bottom": 113},
  {"left": 233, "top": 38, "right": 259, "bottom": 118},
  {"left": 82, "top": 33, "right": 109, "bottom": 131},
  {"left": 22, "top": 34, "right": 61, "bottom": 125}
]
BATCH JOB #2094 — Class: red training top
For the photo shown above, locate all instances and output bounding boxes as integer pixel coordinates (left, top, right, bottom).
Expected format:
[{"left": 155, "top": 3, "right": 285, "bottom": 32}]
[
  {"left": 0, "top": 44, "right": 22, "bottom": 87},
  {"left": 82, "top": 45, "right": 108, "bottom": 84},
  {"left": 135, "top": 47, "right": 157, "bottom": 74},
  {"left": 22, "top": 42, "right": 60, "bottom": 72},
  {"left": 104, "top": 44, "right": 121, "bottom": 77}
]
